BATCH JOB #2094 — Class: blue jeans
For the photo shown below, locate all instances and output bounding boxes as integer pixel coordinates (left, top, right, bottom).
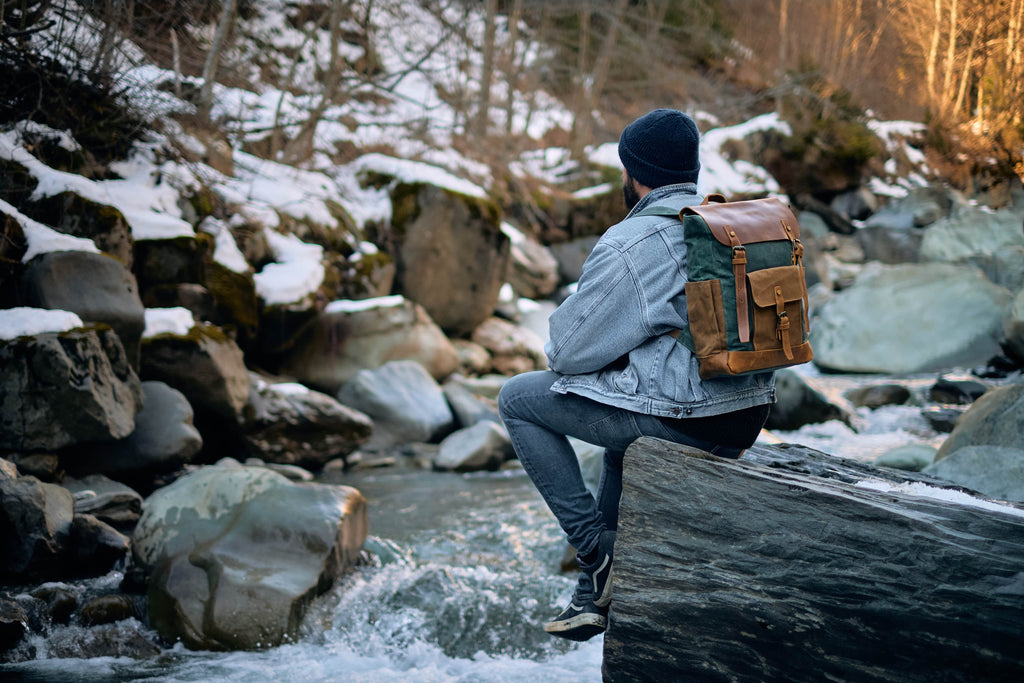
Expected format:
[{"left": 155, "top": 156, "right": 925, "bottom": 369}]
[{"left": 498, "top": 371, "right": 753, "bottom": 558}]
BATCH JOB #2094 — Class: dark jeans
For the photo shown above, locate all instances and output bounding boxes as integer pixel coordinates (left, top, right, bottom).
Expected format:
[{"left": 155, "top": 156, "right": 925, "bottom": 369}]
[{"left": 497, "top": 370, "right": 769, "bottom": 557}]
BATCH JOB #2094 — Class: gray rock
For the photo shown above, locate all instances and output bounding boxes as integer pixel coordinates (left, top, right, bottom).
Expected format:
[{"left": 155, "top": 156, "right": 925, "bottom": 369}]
[
  {"left": 924, "top": 446, "right": 1024, "bottom": 503},
  {"left": 766, "top": 369, "right": 852, "bottom": 430},
  {"left": 811, "top": 263, "right": 1013, "bottom": 374},
  {"left": 0, "top": 476, "right": 74, "bottom": 581},
  {"left": 279, "top": 296, "right": 459, "bottom": 395},
  {"left": 336, "top": 360, "right": 455, "bottom": 450},
  {"left": 69, "top": 513, "right": 130, "bottom": 578},
  {"left": 922, "top": 405, "right": 966, "bottom": 433},
  {"left": 6, "top": 453, "right": 60, "bottom": 481},
  {"left": 22, "top": 251, "right": 145, "bottom": 368},
  {"left": 0, "top": 327, "right": 143, "bottom": 451},
  {"left": 132, "top": 461, "right": 367, "bottom": 650},
  {"left": 846, "top": 383, "right": 911, "bottom": 409},
  {"left": 936, "top": 383, "right": 1024, "bottom": 460},
  {"left": 862, "top": 187, "right": 955, "bottom": 231},
  {"left": 874, "top": 444, "right": 938, "bottom": 471},
  {"left": 79, "top": 594, "right": 137, "bottom": 627},
  {"left": 929, "top": 376, "right": 989, "bottom": 404},
  {"left": 503, "top": 223, "right": 559, "bottom": 300},
  {"left": 854, "top": 224, "right": 924, "bottom": 263},
  {"left": 1005, "top": 289, "right": 1024, "bottom": 364},
  {"left": 442, "top": 376, "right": 501, "bottom": 429},
  {"left": 140, "top": 322, "right": 250, "bottom": 421},
  {"left": 25, "top": 191, "right": 134, "bottom": 268},
  {"left": 242, "top": 376, "right": 373, "bottom": 468},
  {"left": 0, "top": 598, "right": 28, "bottom": 652},
  {"left": 433, "top": 421, "right": 513, "bottom": 472},
  {"left": 548, "top": 235, "right": 599, "bottom": 284},
  {"left": 386, "top": 183, "right": 509, "bottom": 336},
  {"left": 604, "top": 438, "right": 1024, "bottom": 682},
  {"left": 830, "top": 187, "right": 879, "bottom": 221},
  {"left": 73, "top": 381, "right": 202, "bottom": 481},
  {"left": 62, "top": 474, "right": 143, "bottom": 531},
  {"left": 0, "top": 457, "right": 17, "bottom": 481},
  {"left": 920, "top": 206, "right": 1024, "bottom": 265}
]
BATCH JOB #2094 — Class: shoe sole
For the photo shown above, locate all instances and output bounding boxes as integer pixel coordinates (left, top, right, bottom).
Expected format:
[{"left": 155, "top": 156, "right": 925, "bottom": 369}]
[{"left": 544, "top": 612, "right": 607, "bottom": 642}]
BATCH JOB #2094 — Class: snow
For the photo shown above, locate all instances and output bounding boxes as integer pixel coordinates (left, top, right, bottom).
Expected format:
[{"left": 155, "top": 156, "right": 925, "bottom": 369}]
[
  {"left": 198, "top": 217, "right": 251, "bottom": 274},
  {"left": 253, "top": 229, "right": 325, "bottom": 306},
  {"left": 0, "top": 198, "right": 102, "bottom": 262},
  {"left": 0, "top": 307, "right": 84, "bottom": 340},
  {"left": 143, "top": 308, "right": 196, "bottom": 338},
  {"left": 268, "top": 382, "right": 312, "bottom": 396},
  {"left": 325, "top": 295, "right": 405, "bottom": 314},
  {"left": 349, "top": 154, "right": 489, "bottom": 199},
  {"left": 855, "top": 479, "right": 1024, "bottom": 519},
  {"left": 697, "top": 113, "right": 789, "bottom": 197}
]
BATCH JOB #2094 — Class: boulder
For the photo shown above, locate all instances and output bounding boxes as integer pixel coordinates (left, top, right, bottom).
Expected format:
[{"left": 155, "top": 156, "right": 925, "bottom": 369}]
[
  {"left": 548, "top": 235, "right": 600, "bottom": 285},
  {"left": 921, "top": 405, "right": 966, "bottom": 433},
  {"left": 442, "top": 376, "right": 501, "bottom": 429},
  {"left": 140, "top": 323, "right": 250, "bottom": 422},
  {"left": 132, "top": 461, "right": 367, "bottom": 650},
  {"left": 21, "top": 251, "right": 146, "bottom": 367},
  {"left": 386, "top": 183, "right": 509, "bottom": 336},
  {"left": 924, "top": 446, "right": 1024, "bottom": 503},
  {"left": 811, "top": 263, "right": 1013, "bottom": 374},
  {"left": 604, "top": 438, "right": 1024, "bottom": 682},
  {"left": 470, "top": 317, "right": 547, "bottom": 376},
  {"left": 919, "top": 205, "right": 1024, "bottom": 290},
  {"left": 69, "top": 513, "right": 131, "bottom": 578},
  {"left": 1005, "top": 289, "right": 1024, "bottom": 364},
  {"left": 69, "top": 381, "right": 202, "bottom": 482},
  {"left": 765, "top": 369, "right": 852, "bottom": 430},
  {"left": 133, "top": 235, "right": 210, "bottom": 295},
  {"left": 854, "top": 224, "right": 924, "bottom": 263},
  {"left": 0, "top": 326, "right": 143, "bottom": 451},
  {"left": 278, "top": 295, "right": 459, "bottom": 395},
  {"left": 79, "top": 594, "right": 138, "bottom": 627},
  {"left": 845, "top": 383, "right": 911, "bottom": 409},
  {"left": 336, "top": 360, "right": 455, "bottom": 451},
  {"left": 0, "top": 598, "right": 28, "bottom": 652},
  {"left": 929, "top": 376, "right": 989, "bottom": 404},
  {"left": 0, "top": 475, "right": 74, "bottom": 582},
  {"left": 935, "top": 383, "right": 1024, "bottom": 460},
  {"left": 874, "top": 444, "right": 938, "bottom": 472},
  {"left": 862, "top": 187, "right": 955, "bottom": 231},
  {"left": 62, "top": 474, "right": 144, "bottom": 531},
  {"left": 502, "top": 222, "right": 559, "bottom": 299},
  {"left": 830, "top": 187, "right": 878, "bottom": 221},
  {"left": 242, "top": 376, "right": 373, "bottom": 469},
  {"left": 433, "top": 422, "right": 513, "bottom": 472}
]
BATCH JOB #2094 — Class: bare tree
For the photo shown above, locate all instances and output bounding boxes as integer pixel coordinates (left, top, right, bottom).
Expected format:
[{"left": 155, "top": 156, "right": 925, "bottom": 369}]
[{"left": 197, "top": 0, "right": 238, "bottom": 122}]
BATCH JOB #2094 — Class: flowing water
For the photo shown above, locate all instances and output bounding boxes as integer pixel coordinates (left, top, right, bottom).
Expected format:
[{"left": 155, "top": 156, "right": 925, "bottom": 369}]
[{"left": 0, "top": 369, "right": 968, "bottom": 682}]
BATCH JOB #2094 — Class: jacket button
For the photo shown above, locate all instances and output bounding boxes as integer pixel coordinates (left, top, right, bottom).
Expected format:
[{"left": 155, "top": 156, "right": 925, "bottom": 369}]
[{"left": 685, "top": 408, "right": 693, "bottom": 415}]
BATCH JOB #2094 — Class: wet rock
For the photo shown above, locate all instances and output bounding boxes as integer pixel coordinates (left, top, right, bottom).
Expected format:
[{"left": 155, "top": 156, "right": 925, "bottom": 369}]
[
  {"left": 0, "top": 326, "right": 143, "bottom": 451},
  {"left": 548, "top": 235, "right": 599, "bottom": 284},
  {"left": 242, "top": 376, "right": 372, "bottom": 469},
  {"left": 0, "top": 476, "right": 74, "bottom": 582},
  {"left": 30, "top": 586, "right": 77, "bottom": 625},
  {"left": 0, "top": 458, "right": 17, "bottom": 481},
  {"left": 140, "top": 322, "right": 250, "bottom": 422},
  {"left": 604, "top": 438, "right": 1024, "bottom": 682},
  {"left": 924, "top": 446, "right": 1024, "bottom": 503},
  {"left": 385, "top": 182, "right": 509, "bottom": 336},
  {"left": 811, "top": 263, "right": 1013, "bottom": 374},
  {"left": 80, "top": 594, "right": 137, "bottom": 627},
  {"left": 43, "top": 620, "right": 162, "bottom": 659},
  {"left": 1005, "top": 289, "right": 1024, "bottom": 365},
  {"left": 63, "top": 474, "right": 143, "bottom": 530},
  {"left": 132, "top": 460, "right": 367, "bottom": 650},
  {"left": 7, "top": 453, "right": 60, "bottom": 482},
  {"left": 929, "top": 376, "right": 989, "bottom": 404},
  {"left": 470, "top": 317, "right": 547, "bottom": 376},
  {"left": 0, "top": 598, "right": 28, "bottom": 651},
  {"left": 935, "top": 383, "right": 1024, "bottom": 460},
  {"left": 278, "top": 295, "right": 459, "bottom": 395},
  {"left": 845, "top": 383, "right": 911, "bottom": 409},
  {"left": 337, "top": 360, "right": 455, "bottom": 451},
  {"left": 433, "top": 422, "right": 513, "bottom": 472},
  {"left": 22, "top": 251, "right": 146, "bottom": 367},
  {"left": 69, "top": 514, "right": 130, "bottom": 578},
  {"left": 765, "top": 369, "right": 852, "bottom": 430},
  {"left": 921, "top": 406, "right": 966, "bottom": 433}
]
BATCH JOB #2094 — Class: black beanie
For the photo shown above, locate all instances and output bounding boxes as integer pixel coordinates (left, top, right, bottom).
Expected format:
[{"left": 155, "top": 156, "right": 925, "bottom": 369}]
[{"left": 618, "top": 109, "right": 701, "bottom": 188}]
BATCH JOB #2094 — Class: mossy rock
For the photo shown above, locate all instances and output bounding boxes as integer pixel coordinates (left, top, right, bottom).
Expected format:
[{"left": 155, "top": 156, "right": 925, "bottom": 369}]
[
  {"left": 134, "top": 234, "right": 211, "bottom": 294},
  {"left": 24, "top": 191, "right": 134, "bottom": 268}
]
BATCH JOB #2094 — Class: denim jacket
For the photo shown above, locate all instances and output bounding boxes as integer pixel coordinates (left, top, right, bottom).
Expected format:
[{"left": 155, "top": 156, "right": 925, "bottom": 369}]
[{"left": 545, "top": 183, "right": 776, "bottom": 418}]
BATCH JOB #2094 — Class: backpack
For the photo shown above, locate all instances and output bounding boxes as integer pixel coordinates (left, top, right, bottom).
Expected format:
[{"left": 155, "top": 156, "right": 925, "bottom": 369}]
[{"left": 639, "top": 194, "right": 813, "bottom": 379}]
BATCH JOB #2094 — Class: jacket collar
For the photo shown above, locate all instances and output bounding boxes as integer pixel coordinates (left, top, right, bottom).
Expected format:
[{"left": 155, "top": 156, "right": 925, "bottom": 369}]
[{"left": 625, "top": 183, "right": 699, "bottom": 219}]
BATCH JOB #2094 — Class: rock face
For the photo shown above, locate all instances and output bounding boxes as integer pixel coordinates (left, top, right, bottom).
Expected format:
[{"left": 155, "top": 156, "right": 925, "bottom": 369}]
[
  {"left": 935, "top": 383, "right": 1024, "bottom": 459},
  {"left": 0, "top": 475, "right": 74, "bottom": 582},
  {"left": 0, "top": 326, "right": 143, "bottom": 451},
  {"left": 131, "top": 461, "right": 367, "bottom": 650},
  {"left": 811, "top": 263, "right": 1013, "bottom": 373},
  {"left": 603, "top": 438, "right": 1024, "bottom": 682}
]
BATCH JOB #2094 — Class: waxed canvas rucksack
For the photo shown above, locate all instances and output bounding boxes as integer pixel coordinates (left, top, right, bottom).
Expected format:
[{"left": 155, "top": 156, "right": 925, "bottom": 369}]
[{"left": 640, "top": 194, "right": 813, "bottom": 379}]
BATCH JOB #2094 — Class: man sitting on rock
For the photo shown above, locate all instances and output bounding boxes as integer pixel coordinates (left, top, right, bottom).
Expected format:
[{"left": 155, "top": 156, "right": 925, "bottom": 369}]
[{"left": 498, "top": 109, "right": 775, "bottom": 642}]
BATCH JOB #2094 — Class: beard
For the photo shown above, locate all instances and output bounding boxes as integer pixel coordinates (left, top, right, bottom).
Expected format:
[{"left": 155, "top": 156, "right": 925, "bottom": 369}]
[{"left": 622, "top": 175, "right": 641, "bottom": 210}]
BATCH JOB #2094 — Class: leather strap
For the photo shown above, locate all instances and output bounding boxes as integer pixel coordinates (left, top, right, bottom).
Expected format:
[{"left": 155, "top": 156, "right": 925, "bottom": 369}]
[
  {"left": 774, "top": 285, "right": 794, "bottom": 360},
  {"left": 728, "top": 226, "right": 749, "bottom": 343}
]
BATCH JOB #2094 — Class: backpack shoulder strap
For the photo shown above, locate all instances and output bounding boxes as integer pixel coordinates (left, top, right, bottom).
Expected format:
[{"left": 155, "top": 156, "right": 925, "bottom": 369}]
[{"left": 636, "top": 193, "right": 727, "bottom": 218}]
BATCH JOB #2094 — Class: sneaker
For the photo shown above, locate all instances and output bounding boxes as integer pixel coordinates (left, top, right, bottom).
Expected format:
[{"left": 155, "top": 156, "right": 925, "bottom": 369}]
[
  {"left": 579, "top": 529, "right": 615, "bottom": 608},
  {"left": 543, "top": 594, "right": 608, "bottom": 642}
]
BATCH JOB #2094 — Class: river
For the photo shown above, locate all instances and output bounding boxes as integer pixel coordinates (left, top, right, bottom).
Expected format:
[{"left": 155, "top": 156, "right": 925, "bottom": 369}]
[{"left": 0, "top": 367, "right": 960, "bottom": 682}]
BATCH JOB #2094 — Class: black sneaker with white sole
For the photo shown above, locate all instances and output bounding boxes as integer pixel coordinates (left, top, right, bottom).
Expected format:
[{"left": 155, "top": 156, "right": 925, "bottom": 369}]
[
  {"left": 543, "top": 594, "right": 608, "bottom": 642},
  {"left": 579, "top": 529, "right": 615, "bottom": 608}
]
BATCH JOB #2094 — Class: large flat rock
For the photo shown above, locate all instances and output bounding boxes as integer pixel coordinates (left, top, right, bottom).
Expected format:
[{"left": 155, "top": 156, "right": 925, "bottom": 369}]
[{"left": 603, "top": 438, "right": 1024, "bottom": 682}]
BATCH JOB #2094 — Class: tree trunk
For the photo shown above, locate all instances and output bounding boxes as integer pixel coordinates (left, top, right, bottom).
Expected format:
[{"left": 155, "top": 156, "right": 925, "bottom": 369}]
[
  {"left": 197, "top": 0, "right": 238, "bottom": 122},
  {"left": 473, "top": 0, "right": 498, "bottom": 139}
]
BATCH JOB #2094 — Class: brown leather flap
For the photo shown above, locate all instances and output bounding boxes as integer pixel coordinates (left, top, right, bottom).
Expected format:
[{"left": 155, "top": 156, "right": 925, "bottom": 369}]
[
  {"left": 682, "top": 197, "right": 799, "bottom": 246},
  {"left": 747, "top": 265, "right": 806, "bottom": 306}
]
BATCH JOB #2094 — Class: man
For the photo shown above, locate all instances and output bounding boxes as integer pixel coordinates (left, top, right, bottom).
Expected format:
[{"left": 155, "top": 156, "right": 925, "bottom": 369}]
[{"left": 497, "top": 109, "right": 775, "bottom": 642}]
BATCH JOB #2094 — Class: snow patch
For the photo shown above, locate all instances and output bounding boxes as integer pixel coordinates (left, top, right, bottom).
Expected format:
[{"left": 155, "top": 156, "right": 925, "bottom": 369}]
[{"left": 0, "top": 307, "right": 85, "bottom": 340}]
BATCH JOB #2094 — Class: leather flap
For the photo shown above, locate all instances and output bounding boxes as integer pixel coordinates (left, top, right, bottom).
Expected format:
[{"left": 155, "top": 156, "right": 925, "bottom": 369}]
[
  {"left": 682, "top": 197, "right": 799, "bottom": 246},
  {"left": 748, "top": 265, "right": 805, "bottom": 306}
]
